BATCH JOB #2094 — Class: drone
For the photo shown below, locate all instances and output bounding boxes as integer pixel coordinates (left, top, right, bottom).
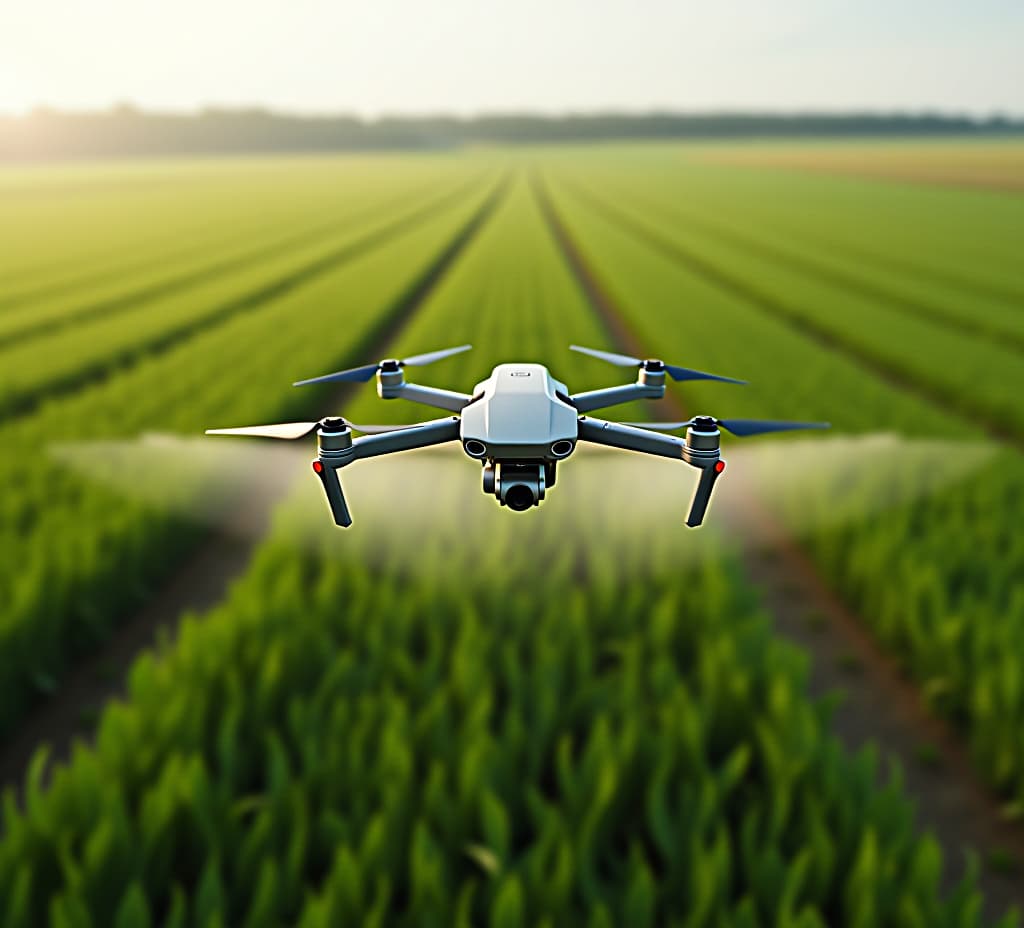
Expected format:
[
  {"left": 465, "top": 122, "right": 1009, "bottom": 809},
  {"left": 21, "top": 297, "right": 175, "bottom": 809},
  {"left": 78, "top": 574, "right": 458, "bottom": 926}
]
[{"left": 207, "top": 344, "right": 829, "bottom": 528}]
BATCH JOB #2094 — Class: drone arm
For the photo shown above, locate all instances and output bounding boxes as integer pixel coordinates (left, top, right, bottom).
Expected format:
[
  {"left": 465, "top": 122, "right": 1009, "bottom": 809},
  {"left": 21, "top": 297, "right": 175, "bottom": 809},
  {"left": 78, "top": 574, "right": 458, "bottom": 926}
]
[
  {"left": 570, "top": 382, "right": 665, "bottom": 414},
  {"left": 348, "top": 416, "right": 463, "bottom": 462},
  {"left": 576, "top": 416, "right": 686, "bottom": 459},
  {"left": 576, "top": 417, "right": 723, "bottom": 528},
  {"left": 378, "top": 377, "right": 473, "bottom": 412}
]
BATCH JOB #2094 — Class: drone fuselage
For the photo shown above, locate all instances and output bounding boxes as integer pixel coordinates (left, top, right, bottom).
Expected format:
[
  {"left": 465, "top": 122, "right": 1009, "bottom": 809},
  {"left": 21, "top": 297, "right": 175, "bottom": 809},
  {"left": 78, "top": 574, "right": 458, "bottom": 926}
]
[
  {"left": 459, "top": 364, "right": 578, "bottom": 462},
  {"left": 457, "top": 364, "right": 580, "bottom": 510},
  {"left": 208, "top": 343, "right": 829, "bottom": 528}
]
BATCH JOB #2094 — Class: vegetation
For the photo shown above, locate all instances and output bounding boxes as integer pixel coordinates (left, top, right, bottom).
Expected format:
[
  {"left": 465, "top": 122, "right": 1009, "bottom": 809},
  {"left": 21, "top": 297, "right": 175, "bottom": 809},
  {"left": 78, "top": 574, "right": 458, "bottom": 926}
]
[
  {"left": 1, "top": 169, "right": 1011, "bottom": 923},
  {"left": 538, "top": 154, "right": 1024, "bottom": 808},
  {"left": 2, "top": 500, "right": 999, "bottom": 926},
  {"left": 4, "top": 108, "right": 1022, "bottom": 161},
  {"left": 0, "top": 160, "right": 499, "bottom": 735}
]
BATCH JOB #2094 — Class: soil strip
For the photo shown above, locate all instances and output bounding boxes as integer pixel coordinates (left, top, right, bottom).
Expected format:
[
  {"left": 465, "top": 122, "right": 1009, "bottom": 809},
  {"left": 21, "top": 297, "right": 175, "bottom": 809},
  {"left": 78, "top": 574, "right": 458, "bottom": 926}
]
[
  {"left": 561, "top": 181, "right": 1023, "bottom": 451},
  {"left": 0, "top": 174, "right": 510, "bottom": 803},
  {"left": 532, "top": 169, "right": 1024, "bottom": 922},
  {"left": 0, "top": 175, "right": 489, "bottom": 425},
  {"left": 568, "top": 180, "right": 1024, "bottom": 356}
]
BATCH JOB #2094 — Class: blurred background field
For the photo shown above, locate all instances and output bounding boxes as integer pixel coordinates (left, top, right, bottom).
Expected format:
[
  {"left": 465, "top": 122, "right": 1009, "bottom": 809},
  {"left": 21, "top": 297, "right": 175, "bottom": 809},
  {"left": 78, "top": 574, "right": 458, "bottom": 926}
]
[{"left": 0, "top": 138, "right": 1022, "bottom": 926}]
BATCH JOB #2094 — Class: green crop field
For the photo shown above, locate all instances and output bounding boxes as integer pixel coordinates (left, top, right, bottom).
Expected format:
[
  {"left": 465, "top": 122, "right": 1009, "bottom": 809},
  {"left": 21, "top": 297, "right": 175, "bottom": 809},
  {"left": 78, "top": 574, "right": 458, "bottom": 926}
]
[{"left": 0, "top": 142, "right": 1022, "bottom": 926}]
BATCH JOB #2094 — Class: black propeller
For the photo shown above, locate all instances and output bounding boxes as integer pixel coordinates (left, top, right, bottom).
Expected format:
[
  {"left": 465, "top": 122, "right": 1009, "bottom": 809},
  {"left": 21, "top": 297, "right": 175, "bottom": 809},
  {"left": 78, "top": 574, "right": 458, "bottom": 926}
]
[
  {"left": 205, "top": 417, "right": 427, "bottom": 440},
  {"left": 569, "top": 344, "right": 746, "bottom": 385},
  {"left": 294, "top": 344, "right": 472, "bottom": 387},
  {"left": 623, "top": 417, "right": 831, "bottom": 437}
]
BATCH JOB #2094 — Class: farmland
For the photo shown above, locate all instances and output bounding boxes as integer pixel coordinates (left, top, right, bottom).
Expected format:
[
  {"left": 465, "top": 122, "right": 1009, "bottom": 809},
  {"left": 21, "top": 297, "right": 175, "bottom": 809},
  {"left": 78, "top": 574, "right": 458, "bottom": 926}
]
[
  {"left": 693, "top": 139, "right": 1024, "bottom": 191},
  {"left": 0, "top": 142, "right": 1022, "bottom": 924}
]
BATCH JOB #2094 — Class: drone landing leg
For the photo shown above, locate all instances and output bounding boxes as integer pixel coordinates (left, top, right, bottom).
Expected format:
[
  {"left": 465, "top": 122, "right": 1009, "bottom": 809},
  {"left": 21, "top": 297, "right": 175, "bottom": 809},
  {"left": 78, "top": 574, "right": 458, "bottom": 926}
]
[
  {"left": 312, "top": 461, "right": 353, "bottom": 527},
  {"left": 685, "top": 462, "right": 723, "bottom": 528}
]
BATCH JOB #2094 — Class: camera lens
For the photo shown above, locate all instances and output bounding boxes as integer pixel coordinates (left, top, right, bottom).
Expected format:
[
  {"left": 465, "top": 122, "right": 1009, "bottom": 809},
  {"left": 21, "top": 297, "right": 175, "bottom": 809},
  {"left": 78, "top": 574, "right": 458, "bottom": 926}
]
[{"left": 505, "top": 484, "right": 535, "bottom": 511}]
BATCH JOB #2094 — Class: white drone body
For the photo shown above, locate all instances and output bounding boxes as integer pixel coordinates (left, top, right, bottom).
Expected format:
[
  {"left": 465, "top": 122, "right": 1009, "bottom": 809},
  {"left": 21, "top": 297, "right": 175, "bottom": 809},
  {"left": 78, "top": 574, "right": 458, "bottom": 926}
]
[{"left": 207, "top": 344, "right": 828, "bottom": 527}]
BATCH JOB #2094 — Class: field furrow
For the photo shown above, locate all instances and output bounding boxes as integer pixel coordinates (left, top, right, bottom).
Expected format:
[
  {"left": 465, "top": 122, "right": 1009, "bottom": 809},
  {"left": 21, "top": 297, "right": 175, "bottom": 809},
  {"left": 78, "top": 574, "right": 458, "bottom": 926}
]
[
  {"left": 557, "top": 178, "right": 1024, "bottom": 446},
  {"left": 533, "top": 170, "right": 1024, "bottom": 919},
  {"left": 0, "top": 175, "right": 467, "bottom": 350},
  {"left": 539, "top": 160, "right": 1024, "bottom": 823},
  {"left": 567, "top": 182, "right": 1024, "bottom": 353},
  {"left": 0, "top": 168, "right": 1010, "bottom": 927},
  {"left": 1, "top": 158, "right": 445, "bottom": 295},
  {"left": 0, "top": 172, "right": 505, "bottom": 739},
  {"left": 0, "top": 176, "right": 484, "bottom": 423}
]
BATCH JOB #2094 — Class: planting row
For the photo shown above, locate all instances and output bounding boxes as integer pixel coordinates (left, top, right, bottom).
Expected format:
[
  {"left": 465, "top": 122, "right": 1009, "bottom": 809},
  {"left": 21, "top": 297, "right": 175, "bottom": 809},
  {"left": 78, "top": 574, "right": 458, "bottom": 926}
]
[
  {"left": 0, "top": 168, "right": 502, "bottom": 737},
  {"left": 0, "top": 172, "right": 1004, "bottom": 925},
  {"left": 0, "top": 171, "right": 481, "bottom": 421},
  {"left": 539, "top": 165, "right": 1024, "bottom": 806}
]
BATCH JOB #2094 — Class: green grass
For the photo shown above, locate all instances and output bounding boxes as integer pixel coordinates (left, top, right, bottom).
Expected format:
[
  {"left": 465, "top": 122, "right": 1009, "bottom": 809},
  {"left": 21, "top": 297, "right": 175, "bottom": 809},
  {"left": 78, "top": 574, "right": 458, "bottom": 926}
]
[
  {"left": 0, "top": 146, "right": 1022, "bottom": 924},
  {"left": 538, "top": 152, "right": 1024, "bottom": 806},
  {"left": 0, "top": 165, "right": 500, "bottom": 735},
  {"left": 1, "top": 169, "right": 1008, "bottom": 924}
]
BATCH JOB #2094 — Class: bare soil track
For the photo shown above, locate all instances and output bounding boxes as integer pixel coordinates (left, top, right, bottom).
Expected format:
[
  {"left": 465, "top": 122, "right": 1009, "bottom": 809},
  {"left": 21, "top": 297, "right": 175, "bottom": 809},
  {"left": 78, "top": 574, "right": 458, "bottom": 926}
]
[
  {"left": 565, "top": 183, "right": 1024, "bottom": 452},
  {"left": 532, "top": 169, "right": 1024, "bottom": 923},
  {"left": 0, "top": 174, "right": 511, "bottom": 804},
  {"left": 568, "top": 181, "right": 1024, "bottom": 356},
  {"left": 0, "top": 175, "right": 489, "bottom": 425}
]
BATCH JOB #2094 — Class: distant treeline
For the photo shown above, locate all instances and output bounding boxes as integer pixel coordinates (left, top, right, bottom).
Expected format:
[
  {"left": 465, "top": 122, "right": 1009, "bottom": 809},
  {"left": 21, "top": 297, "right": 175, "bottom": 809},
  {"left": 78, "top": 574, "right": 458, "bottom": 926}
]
[{"left": 2, "top": 106, "right": 1022, "bottom": 160}]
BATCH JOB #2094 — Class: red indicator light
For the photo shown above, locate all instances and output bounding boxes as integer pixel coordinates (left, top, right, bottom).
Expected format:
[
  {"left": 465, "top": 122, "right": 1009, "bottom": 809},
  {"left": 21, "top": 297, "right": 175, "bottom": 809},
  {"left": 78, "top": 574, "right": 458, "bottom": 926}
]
[
  {"left": 714, "top": 460, "right": 726, "bottom": 474},
  {"left": 312, "top": 460, "right": 324, "bottom": 474}
]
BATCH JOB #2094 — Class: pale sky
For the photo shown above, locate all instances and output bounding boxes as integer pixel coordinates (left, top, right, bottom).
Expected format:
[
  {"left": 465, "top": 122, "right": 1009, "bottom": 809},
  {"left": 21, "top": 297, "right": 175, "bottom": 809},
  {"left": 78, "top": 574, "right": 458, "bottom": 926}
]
[{"left": 1, "top": 0, "right": 1021, "bottom": 117}]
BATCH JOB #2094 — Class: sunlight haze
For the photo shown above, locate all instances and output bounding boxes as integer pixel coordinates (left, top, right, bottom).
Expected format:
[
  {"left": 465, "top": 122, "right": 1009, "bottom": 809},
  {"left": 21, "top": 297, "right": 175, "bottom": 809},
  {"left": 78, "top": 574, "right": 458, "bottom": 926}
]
[{"left": 1, "top": 0, "right": 1022, "bottom": 116}]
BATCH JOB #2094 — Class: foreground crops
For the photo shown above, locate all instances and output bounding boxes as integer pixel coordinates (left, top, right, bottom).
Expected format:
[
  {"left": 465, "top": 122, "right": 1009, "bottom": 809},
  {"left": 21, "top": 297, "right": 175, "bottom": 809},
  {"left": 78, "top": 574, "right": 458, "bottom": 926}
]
[
  {"left": 1, "top": 147, "right": 1022, "bottom": 924},
  {"left": 0, "top": 160, "right": 501, "bottom": 735},
  {"left": 537, "top": 151, "right": 1024, "bottom": 805},
  {"left": 2, "top": 462, "right": 1003, "bottom": 927}
]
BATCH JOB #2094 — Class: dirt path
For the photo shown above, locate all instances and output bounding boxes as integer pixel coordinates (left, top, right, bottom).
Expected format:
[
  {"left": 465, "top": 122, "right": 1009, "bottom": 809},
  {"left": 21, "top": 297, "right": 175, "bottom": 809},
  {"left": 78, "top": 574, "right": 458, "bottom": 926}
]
[
  {"left": 567, "top": 181, "right": 1024, "bottom": 357},
  {"left": 1, "top": 175, "right": 489, "bottom": 425},
  {"left": 532, "top": 170, "right": 1024, "bottom": 923},
  {"left": 561, "top": 182, "right": 1022, "bottom": 452},
  {"left": 0, "top": 175, "right": 510, "bottom": 803}
]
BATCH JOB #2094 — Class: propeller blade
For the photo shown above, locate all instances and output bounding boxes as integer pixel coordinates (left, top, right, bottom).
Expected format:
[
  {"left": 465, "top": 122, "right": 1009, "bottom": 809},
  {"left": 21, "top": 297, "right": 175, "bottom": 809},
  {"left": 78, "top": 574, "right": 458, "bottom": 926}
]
[
  {"left": 294, "top": 344, "right": 471, "bottom": 387},
  {"left": 622, "top": 418, "right": 830, "bottom": 437},
  {"left": 206, "top": 421, "right": 320, "bottom": 440},
  {"left": 293, "top": 363, "right": 380, "bottom": 387},
  {"left": 570, "top": 345, "right": 745, "bottom": 384},
  {"left": 663, "top": 364, "right": 747, "bottom": 385},
  {"left": 401, "top": 344, "right": 472, "bottom": 366},
  {"left": 717, "top": 418, "right": 831, "bottom": 437},
  {"left": 569, "top": 344, "right": 641, "bottom": 366}
]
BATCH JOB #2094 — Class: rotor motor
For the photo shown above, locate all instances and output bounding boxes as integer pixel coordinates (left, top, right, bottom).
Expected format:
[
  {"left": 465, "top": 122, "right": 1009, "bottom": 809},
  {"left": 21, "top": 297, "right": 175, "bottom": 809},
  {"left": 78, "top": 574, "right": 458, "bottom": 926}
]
[
  {"left": 683, "top": 416, "right": 721, "bottom": 464},
  {"left": 636, "top": 359, "right": 667, "bottom": 389},
  {"left": 316, "top": 418, "right": 354, "bottom": 462}
]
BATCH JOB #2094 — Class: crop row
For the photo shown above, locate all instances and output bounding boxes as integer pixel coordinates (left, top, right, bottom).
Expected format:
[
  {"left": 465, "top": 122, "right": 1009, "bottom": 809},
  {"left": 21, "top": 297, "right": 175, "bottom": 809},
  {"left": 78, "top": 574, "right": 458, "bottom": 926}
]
[
  {"left": 557, "top": 174, "right": 1024, "bottom": 441},
  {"left": 0, "top": 168, "right": 502, "bottom": 737},
  {"left": 671, "top": 150, "right": 1024, "bottom": 297},
  {"left": 0, "top": 158, "right": 447, "bottom": 303},
  {"left": 0, "top": 173, "right": 482, "bottom": 422},
  {"left": 586, "top": 180, "right": 1024, "bottom": 351},
  {"left": 538, "top": 163, "right": 1024, "bottom": 805},
  {"left": 0, "top": 164, "right": 459, "bottom": 349},
  {"left": 0, "top": 174, "right": 1002, "bottom": 926}
]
